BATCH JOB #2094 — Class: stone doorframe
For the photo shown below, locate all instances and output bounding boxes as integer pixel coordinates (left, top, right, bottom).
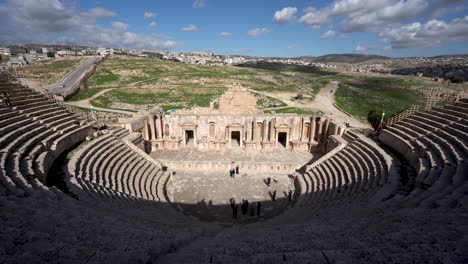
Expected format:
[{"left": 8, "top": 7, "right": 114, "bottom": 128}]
[
  {"left": 227, "top": 124, "right": 244, "bottom": 148},
  {"left": 181, "top": 123, "right": 197, "bottom": 147},
  {"left": 275, "top": 124, "right": 290, "bottom": 149}
]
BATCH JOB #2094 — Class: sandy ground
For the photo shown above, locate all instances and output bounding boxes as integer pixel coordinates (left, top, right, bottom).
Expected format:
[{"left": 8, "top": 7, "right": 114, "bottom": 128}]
[{"left": 167, "top": 171, "right": 294, "bottom": 222}]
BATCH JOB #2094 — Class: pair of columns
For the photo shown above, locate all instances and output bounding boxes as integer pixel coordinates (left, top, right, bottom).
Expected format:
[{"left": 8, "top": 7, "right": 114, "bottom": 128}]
[{"left": 146, "top": 114, "right": 163, "bottom": 140}]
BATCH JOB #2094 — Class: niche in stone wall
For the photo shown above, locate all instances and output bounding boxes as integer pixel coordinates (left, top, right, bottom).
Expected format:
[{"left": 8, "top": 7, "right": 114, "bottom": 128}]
[
  {"left": 256, "top": 122, "right": 263, "bottom": 140},
  {"left": 303, "top": 123, "right": 310, "bottom": 140},
  {"left": 209, "top": 122, "right": 215, "bottom": 137},
  {"left": 164, "top": 124, "right": 170, "bottom": 137}
]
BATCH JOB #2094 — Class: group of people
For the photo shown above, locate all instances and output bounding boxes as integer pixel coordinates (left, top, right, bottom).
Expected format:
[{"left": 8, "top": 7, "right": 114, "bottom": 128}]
[
  {"left": 230, "top": 198, "right": 261, "bottom": 220},
  {"left": 229, "top": 164, "right": 239, "bottom": 178},
  {"left": 1, "top": 92, "right": 11, "bottom": 107}
]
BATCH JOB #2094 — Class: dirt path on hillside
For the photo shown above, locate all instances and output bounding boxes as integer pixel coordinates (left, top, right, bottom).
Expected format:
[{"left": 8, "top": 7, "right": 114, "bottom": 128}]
[
  {"left": 249, "top": 81, "right": 370, "bottom": 128},
  {"left": 308, "top": 81, "right": 369, "bottom": 128},
  {"left": 70, "top": 88, "right": 114, "bottom": 107},
  {"left": 63, "top": 88, "right": 136, "bottom": 114}
]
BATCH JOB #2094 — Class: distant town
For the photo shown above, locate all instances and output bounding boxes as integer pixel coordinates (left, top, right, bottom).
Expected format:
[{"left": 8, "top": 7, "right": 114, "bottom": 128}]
[{"left": 1, "top": 45, "right": 467, "bottom": 83}]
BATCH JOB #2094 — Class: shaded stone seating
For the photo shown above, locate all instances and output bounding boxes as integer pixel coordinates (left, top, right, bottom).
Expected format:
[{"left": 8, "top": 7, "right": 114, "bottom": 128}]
[
  {"left": 0, "top": 83, "right": 92, "bottom": 197},
  {"left": 298, "top": 131, "right": 397, "bottom": 209},
  {"left": 379, "top": 100, "right": 468, "bottom": 208},
  {"left": 66, "top": 128, "right": 171, "bottom": 205}
]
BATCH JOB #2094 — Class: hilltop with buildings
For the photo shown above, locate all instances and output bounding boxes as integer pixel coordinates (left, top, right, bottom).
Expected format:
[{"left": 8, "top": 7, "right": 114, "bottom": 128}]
[{"left": 1, "top": 44, "right": 467, "bottom": 83}]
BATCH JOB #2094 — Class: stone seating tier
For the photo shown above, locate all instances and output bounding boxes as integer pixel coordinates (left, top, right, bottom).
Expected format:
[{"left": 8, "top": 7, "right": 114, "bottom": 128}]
[
  {"left": 0, "top": 83, "right": 91, "bottom": 197},
  {"left": 66, "top": 128, "right": 170, "bottom": 205},
  {"left": 379, "top": 102, "right": 468, "bottom": 209}
]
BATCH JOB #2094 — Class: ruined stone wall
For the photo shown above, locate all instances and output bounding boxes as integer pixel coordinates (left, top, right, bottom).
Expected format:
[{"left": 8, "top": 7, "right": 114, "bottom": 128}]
[
  {"left": 218, "top": 87, "right": 258, "bottom": 114},
  {"left": 132, "top": 112, "right": 346, "bottom": 153}
]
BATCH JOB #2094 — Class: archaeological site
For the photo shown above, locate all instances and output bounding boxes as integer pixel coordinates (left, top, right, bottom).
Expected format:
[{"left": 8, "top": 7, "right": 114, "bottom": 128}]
[{"left": 1, "top": 66, "right": 467, "bottom": 263}]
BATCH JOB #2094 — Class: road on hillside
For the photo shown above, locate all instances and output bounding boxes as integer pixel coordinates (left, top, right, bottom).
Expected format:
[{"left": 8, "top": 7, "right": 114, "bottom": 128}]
[{"left": 47, "top": 56, "right": 100, "bottom": 96}]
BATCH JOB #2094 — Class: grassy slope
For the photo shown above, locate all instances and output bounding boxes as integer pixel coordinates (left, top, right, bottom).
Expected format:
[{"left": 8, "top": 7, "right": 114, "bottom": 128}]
[
  {"left": 69, "top": 56, "right": 336, "bottom": 112},
  {"left": 335, "top": 77, "right": 427, "bottom": 121},
  {"left": 65, "top": 56, "right": 434, "bottom": 119},
  {"left": 17, "top": 57, "right": 86, "bottom": 85}
]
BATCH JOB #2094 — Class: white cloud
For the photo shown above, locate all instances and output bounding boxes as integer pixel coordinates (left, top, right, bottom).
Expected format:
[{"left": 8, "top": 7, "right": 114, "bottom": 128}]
[
  {"left": 273, "top": 7, "right": 297, "bottom": 24},
  {"left": 320, "top": 30, "right": 336, "bottom": 39},
  {"left": 192, "top": 0, "right": 206, "bottom": 8},
  {"left": 353, "top": 44, "right": 367, "bottom": 52},
  {"left": 149, "top": 21, "right": 157, "bottom": 27},
  {"left": 383, "top": 46, "right": 392, "bottom": 51},
  {"left": 111, "top": 21, "right": 129, "bottom": 31},
  {"left": 144, "top": 12, "right": 156, "bottom": 19},
  {"left": 338, "top": 33, "right": 348, "bottom": 39},
  {"left": 84, "top": 7, "right": 116, "bottom": 19},
  {"left": 0, "top": 0, "right": 181, "bottom": 51},
  {"left": 307, "top": 25, "right": 321, "bottom": 31},
  {"left": 304, "top": 7, "right": 316, "bottom": 13},
  {"left": 219, "top": 32, "right": 232, "bottom": 37},
  {"left": 379, "top": 16, "right": 468, "bottom": 49},
  {"left": 288, "top": 45, "right": 299, "bottom": 49},
  {"left": 239, "top": 48, "right": 253, "bottom": 53},
  {"left": 247, "top": 28, "right": 270, "bottom": 37},
  {"left": 181, "top": 24, "right": 199, "bottom": 32},
  {"left": 299, "top": 0, "right": 431, "bottom": 33}
]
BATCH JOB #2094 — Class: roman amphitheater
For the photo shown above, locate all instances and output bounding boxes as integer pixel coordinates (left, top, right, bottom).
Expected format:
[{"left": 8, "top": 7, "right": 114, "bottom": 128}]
[{"left": 0, "top": 70, "right": 467, "bottom": 263}]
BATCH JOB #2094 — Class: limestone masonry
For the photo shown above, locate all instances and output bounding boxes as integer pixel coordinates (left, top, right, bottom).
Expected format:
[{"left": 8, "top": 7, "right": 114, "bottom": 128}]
[{"left": 120, "top": 86, "right": 346, "bottom": 153}]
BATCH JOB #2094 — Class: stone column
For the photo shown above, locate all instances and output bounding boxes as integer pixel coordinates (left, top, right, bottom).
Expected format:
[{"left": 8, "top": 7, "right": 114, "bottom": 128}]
[
  {"left": 252, "top": 117, "right": 257, "bottom": 141},
  {"left": 156, "top": 115, "right": 163, "bottom": 139},
  {"left": 309, "top": 117, "right": 316, "bottom": 142},
  {"left": 300, "top": 117, "right": 304, "bottom": 141},
  {"left": 270, "top": 118, "right": 275, "bottom": 142},
  {"left": 143, "top": 122, "right": 149, "bottom": 140},
  {"left": 244, "top": 119, "right": 249, "bottom": 142},
  {"left": 149, "top": 115, "right": 156, "bottom": 141},
  {"left": 317, "top": 118, "right": 323, "bottom": 143},
  {"left": 263, "top": 119, "right": 268, "bottom": 141},
  {"left": 322, "top": 118, "right": 330, "bottom": 142}
]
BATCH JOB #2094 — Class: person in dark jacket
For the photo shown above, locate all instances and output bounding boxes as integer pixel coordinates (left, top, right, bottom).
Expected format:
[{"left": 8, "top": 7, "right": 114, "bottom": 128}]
[
  {"left": 232, "top": 204, "right": 238, "bottom": 220},
  {"left": 2, "top": 92, "right": 11, "bottom": 107}
]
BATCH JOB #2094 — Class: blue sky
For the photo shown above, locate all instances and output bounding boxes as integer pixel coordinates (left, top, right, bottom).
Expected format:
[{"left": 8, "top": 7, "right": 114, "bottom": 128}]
[{"left": 1, "top": 0, "right": 467, "bottom": 57}]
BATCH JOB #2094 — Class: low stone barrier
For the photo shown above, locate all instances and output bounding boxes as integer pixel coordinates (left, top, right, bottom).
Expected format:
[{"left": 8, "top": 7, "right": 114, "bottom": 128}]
[{"left": 159, "top": 159, "right": 298, "bottom": 173}]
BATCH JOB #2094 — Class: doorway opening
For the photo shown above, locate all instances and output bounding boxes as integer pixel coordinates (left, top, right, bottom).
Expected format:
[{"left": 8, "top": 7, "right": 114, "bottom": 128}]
[
  {"left": 278, "top": 132, "right": 287, "bottom": 148},
  {"left": 185, "top": 130, "right": 194, "bottom": 147},
  {"left": 231, "top": 131, "right": 241, "bottom": 147}
]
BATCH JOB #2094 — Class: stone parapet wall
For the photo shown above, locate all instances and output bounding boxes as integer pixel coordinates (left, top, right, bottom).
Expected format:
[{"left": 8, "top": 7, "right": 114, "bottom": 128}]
[{"left": 159, "top": 160, "right": 298, "bottom": 173}]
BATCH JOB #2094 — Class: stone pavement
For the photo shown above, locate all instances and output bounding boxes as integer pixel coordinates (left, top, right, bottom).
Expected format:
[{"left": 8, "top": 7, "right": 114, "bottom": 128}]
[
  {"left": 167, "top": 171, "right": 296, "bottom": 223},
  {"left": 152, "top": 148, "right": 315, "bottom": 166}
]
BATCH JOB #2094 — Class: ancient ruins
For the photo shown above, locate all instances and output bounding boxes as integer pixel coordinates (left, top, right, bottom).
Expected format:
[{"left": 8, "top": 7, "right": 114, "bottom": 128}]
[
  {"left": 1, "top": 70, "right": 467, "bottom": 263},
  {"left": 124, "top": 85, "right": 345, "bottom": 153}
]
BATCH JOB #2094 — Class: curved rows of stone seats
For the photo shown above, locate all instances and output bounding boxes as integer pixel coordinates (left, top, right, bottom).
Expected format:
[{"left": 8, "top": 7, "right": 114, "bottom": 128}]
[
  {"left": 0, "top": 82, "right": 92, "bottom": 197},
  {"left": 297, "top": 130, "right": 399, "bottom": 210},
  {"left": 379, "top": 99, "right": 468, "bottom": 209},
  {"left": 66, "top": 128, "right": 172, "bottom": 207}
]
